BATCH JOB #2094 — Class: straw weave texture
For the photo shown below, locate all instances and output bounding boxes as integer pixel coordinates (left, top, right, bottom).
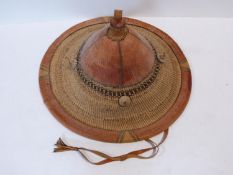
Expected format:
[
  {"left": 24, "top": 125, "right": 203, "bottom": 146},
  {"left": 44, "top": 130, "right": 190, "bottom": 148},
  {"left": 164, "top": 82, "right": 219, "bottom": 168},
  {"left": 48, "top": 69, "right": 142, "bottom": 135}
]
[{"left": 49, "top": 24, "right": 181, "bottom": 131}]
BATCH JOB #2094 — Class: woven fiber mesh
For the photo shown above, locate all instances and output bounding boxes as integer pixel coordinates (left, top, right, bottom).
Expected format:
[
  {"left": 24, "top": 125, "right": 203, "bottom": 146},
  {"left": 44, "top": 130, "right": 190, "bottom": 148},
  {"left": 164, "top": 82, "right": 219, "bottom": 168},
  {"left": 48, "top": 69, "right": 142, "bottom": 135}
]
[{"left": 49, "top": 23, "right": 181, "bottom": 131}]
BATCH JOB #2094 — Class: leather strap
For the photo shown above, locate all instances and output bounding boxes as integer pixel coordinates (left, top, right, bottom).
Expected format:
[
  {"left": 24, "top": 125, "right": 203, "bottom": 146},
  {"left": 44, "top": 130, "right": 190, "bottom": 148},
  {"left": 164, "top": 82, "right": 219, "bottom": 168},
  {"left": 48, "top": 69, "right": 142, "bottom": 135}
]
[{"left": 54, "top": 129, "right": 169, "bottom": 165}]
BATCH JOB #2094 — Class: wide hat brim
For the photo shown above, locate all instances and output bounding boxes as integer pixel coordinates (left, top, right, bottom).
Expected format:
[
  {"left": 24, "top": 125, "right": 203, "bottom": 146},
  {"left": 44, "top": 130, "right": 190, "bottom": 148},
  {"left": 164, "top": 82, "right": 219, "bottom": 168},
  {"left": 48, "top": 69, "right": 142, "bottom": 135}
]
[{"left": 39, "top": 17, "right": 191, "bottom": 143}]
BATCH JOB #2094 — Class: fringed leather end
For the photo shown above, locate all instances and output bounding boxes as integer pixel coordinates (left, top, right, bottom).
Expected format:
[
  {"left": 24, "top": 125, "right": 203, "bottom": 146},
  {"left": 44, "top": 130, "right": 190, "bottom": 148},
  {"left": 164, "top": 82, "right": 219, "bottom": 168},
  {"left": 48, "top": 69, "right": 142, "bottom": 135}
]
[{"left": 54, "top": 138, "right": 76, "bottom": 152}]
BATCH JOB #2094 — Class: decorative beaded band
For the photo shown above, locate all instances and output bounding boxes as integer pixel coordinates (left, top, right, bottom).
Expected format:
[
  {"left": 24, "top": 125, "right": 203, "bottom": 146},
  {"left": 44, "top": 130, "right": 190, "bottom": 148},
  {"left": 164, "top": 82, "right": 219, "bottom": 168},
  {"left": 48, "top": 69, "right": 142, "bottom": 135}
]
[{"left": 75, "top": 40, "right": 162, "bottom": 97}]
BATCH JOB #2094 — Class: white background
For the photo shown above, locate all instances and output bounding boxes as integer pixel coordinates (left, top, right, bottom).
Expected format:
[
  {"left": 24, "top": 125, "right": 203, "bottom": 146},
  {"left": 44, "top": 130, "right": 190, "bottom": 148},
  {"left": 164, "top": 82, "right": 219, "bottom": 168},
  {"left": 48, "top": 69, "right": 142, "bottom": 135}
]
[
  {"left": 1, "top": 0, "right": 233, "bottom": 24},
  {"left": 0, "top": 1, "right": 233, "bottom": 175}
]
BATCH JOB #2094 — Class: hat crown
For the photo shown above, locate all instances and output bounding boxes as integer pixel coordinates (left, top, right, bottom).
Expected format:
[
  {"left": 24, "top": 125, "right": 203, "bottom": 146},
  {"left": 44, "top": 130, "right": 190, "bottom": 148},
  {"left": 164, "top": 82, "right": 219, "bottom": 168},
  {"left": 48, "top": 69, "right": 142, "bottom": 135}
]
[{"left": 78, "top": 10, "right": 155, "bottom": 87}]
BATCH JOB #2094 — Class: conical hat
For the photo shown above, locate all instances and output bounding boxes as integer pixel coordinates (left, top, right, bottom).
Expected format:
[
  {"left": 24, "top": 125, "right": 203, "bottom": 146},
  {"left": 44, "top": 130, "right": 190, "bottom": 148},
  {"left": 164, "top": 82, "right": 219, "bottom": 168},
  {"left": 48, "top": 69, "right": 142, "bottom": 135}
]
[{"left": 39, "top": 10, "right": 191, "bottom": 144}]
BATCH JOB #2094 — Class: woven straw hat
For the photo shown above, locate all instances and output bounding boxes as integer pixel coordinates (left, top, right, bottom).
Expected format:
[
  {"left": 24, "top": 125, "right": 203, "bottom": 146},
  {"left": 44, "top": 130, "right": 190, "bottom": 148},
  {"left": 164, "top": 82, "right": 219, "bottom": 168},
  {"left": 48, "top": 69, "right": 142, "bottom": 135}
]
[{"left": 39, "top": 10, "right": 191, "bottom": 164}]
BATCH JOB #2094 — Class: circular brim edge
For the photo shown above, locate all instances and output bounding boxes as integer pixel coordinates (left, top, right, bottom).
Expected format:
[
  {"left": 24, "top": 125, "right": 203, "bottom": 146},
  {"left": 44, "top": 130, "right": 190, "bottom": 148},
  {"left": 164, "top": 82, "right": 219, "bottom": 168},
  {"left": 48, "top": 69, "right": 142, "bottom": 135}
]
[{"left": 39, "top": 17, "right": 192, "bottom": 143}]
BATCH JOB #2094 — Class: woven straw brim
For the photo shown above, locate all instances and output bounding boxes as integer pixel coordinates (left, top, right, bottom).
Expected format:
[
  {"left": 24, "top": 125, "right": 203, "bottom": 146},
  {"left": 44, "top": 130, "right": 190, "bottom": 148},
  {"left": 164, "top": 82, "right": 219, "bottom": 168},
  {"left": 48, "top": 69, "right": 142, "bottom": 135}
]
[{"left": 39, "top": 17, "right": 191, "bottom": 143}]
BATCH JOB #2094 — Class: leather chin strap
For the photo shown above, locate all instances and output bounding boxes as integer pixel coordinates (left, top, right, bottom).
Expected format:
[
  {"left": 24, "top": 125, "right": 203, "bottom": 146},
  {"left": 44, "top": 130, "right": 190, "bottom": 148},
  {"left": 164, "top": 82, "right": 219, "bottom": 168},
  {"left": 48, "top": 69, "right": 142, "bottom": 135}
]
[{"left": 54, "top": 129, "right": 169, "bottom": 165}]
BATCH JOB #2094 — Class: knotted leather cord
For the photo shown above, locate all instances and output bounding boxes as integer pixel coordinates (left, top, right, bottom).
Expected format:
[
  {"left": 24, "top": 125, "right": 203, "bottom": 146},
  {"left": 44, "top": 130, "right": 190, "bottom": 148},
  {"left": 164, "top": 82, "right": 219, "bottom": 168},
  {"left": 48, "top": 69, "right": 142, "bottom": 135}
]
[{"left": 54, "top": 129, "right": 169, "bottom": 165}]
